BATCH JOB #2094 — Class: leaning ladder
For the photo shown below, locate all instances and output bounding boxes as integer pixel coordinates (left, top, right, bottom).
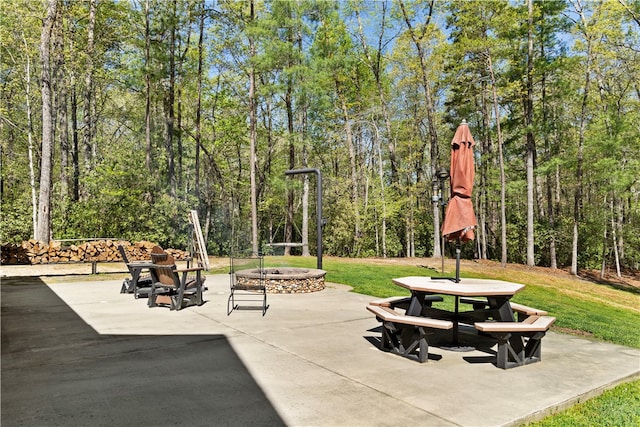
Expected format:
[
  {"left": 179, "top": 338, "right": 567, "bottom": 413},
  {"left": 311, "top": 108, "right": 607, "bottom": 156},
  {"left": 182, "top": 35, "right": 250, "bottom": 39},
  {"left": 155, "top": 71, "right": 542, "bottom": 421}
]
[{"left": 188, "top": 210, "right": 210, "bottom": 270}]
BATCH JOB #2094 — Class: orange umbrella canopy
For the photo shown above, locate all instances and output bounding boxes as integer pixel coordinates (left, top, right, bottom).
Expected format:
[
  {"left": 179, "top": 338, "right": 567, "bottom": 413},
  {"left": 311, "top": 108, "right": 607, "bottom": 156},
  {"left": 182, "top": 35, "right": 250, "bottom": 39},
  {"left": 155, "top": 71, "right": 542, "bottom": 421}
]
[{"left": 441, "top": 121, "right": 478, "bottom": 243}]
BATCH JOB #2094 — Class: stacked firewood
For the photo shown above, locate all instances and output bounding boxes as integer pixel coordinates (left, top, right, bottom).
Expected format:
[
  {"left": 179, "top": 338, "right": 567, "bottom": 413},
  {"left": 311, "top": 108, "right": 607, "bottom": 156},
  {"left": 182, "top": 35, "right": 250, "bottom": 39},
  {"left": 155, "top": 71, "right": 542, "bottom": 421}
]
[{"left": 0, "top": 239, "right": 190, "bottom": 265}]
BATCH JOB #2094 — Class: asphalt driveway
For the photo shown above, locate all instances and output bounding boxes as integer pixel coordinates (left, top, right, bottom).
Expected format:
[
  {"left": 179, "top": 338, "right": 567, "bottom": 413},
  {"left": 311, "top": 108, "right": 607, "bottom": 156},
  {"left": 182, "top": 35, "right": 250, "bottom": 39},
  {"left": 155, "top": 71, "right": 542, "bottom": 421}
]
[{"left": 1, "top": 278, "right": 284, "bottom": 426}]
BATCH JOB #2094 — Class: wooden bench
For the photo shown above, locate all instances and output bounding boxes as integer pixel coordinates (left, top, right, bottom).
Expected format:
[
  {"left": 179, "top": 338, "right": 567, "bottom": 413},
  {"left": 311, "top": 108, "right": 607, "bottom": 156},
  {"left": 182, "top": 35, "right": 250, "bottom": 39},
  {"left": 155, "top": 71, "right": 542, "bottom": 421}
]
[
  {"left": 369, "top": 295, "right": 443, "bottom": 310},
  {"left": 367, "top": 304, "right": 453, "bottom": 363},
  {"left": 459, "top": 297, "right": 489, "bottom": 309},
  {"left": 474, "top": 315, "right": 556, "bottom": 369},
  {"left": 508, "top": 302, "right": 548, "bottom": 321},
  {"left": 460, "top": 298, "right": 549, "bottom": 321}
]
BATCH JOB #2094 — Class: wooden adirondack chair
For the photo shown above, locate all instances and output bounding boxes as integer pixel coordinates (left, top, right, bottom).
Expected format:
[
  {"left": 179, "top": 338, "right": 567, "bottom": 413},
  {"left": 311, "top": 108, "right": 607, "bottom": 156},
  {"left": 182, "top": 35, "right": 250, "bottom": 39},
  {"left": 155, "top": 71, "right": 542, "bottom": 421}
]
[
  {"left": 118, "top": 245, "right": 154, "bottom": 297},
  {"left": 148, "top": 246, "right": 205, "bottom": 310}
]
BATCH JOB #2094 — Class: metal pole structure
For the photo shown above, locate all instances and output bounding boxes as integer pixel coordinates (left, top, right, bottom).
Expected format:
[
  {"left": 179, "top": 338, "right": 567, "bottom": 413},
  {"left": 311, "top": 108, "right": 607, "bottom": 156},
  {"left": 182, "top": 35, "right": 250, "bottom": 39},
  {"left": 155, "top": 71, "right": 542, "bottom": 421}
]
[
  {"left": 285, "top": 168, "right": 323, "bottom": 270},
  {"left": 437, "top": 167, "right": 450, "bottom": 274},
  {"left": 455, "top": 239, "right": 461, "bottom": 283},
  {"left": 441, "top": 201, "right": 446, "bottom": 274}
]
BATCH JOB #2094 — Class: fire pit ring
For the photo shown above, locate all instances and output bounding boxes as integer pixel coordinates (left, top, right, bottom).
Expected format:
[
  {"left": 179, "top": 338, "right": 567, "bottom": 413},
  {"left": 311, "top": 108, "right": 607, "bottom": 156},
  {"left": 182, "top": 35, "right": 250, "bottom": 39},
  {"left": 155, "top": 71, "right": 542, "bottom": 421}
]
[{"left": 235, "top": 267, "right": 326, "bottom": 293}]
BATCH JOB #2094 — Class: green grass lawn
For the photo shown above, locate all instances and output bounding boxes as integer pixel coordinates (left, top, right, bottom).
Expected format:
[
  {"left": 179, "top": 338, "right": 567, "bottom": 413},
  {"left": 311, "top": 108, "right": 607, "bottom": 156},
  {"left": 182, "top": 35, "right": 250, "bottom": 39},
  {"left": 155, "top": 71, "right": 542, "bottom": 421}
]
[
  {"left": 259, "top": 256, "right": 640, "bottom": 426},
  {"left": 525, "top": 379, "right": 640, "bottom": 426}
]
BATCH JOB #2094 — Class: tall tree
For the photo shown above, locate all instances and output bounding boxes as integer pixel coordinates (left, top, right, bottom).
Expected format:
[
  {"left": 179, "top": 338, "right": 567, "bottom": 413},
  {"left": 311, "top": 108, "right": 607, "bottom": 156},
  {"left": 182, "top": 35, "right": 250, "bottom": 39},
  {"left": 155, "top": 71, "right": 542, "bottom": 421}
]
[
  {"left": 53, "top": 6, "right": 68, "bottom": 199},
  {"left": 82, "top": 0, "right": 97, "bottom": 173},
  {"left": 351, "top": 0, "right": 395, "bottom": 257},
  {"left": 144, "top": 0, "right": 152, "bottom": 172},
  {"left": 23, "top": 33, "right": 37, "bottom": 238},
  {"left": 265, "top": 0, "right": 308, "bottom": 255},
  {"left": 570, "top": 0, "right": 595, "bottom": 276},
  {"left": 444, "top": 0, "right": 512, "bottom": 264},
  {"left": 535, "top": 0, "right": 569, "bottom": 270},
  {"left": 165, "top": 0, "right": 178, "bottom": 196},
  {"left": 36, "top": 0, "right": 58, "bottom": 242},
  {"left": 525, "top": 0, "right": 535, "bottom": 266},
  {"left": 248, "top": 0, "right": 259, "bottom": 255},
  {"left": 311, "top": 2, "right": 367, "bottom": 255},
  {"left": 398, "top": 0, "right": 442, "bottom": 258},
  {"left": 487, "top": 49, "right": 508, "bottom": 267},
  {"left": 194, "top": 0, "right": 205, "bottom": 199}
]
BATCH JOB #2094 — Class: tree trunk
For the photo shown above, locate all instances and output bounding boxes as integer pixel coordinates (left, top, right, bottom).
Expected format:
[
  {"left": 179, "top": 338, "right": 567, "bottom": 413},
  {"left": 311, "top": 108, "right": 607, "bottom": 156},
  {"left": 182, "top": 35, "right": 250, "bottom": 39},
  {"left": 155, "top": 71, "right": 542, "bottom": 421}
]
[
  {"left": 82, "top": 0, "right": 96, "bottom": 173},
  {"left": 54, "top": 11, "right": 69, "bottom": 199},
  {"left": 36, "top": 0, "right": 57, "bottom": 242},
  {"left": 407, "top": 196, "right": 415, "bottom": 257},
  {"left": 176, "top": 23, "right": 191, "bottom": 192},
  {"left": 354, "top": 6, "right": 389, "bottom": 257},
  {"left": 479, "top": 81, "right": 490, "bottom": 260},
  {"left": 302, "top": 174, "right": 310, "bottom": 256},
  {"left": 195, "top": 1, "right": 205, "bottom": 198},
  {"left": 487, "top": 51, "right": 508, "bottom": 267},
  {"left": 540, "top": 14, "right": 557, "bottom": 270},
  {"left": 24, "top": 35, "right": 37, "bottom": 238},
  {"left": 249, "top": 0, "right": 259, "bottom": 256},
  {"left": 203, "top": 202, "right": 211, "bottom": 245},
  {"left": 399, "top": 0, "right": 440, "bottom": 258},
  {"left": 145, "top": 0, "right": 152, "bottom": 172},
  {"left": 284, "top": 75, "right": 295, "bottom": 256},
  {"left": 375, "top": 126, "right": 387, "bottom": 258},
  {"left": 354, "top": 4, "right": 397, "bottom": 184},
  {"left": 301, "top": 108, "right": 310, "bottom": 257},
  {"left": 600, "top": 203, "right": 607, "bottom": 279},
  {"left": 611, "top": 198, "right": 621, "bottom": 278},
  {"left": 571, "top": 2, "right": 591, "bottom": 276},
  {"left": 338, "top": 88, "right": 360, "bottom": 255},
  {"left": 165, "top": 0, "right": 177, "bottom": 197},
  {"left": 71, "top": 80, "right": 79, "bottom": 202},
  {"left": 525, "top": 0, "right": 535, "bottom": 266},
  {"left": 57, "top": 74, "right": 69, "bottom": 199},
  {"left": 616, "top": 197, "right": 624, "bottom": 262}
]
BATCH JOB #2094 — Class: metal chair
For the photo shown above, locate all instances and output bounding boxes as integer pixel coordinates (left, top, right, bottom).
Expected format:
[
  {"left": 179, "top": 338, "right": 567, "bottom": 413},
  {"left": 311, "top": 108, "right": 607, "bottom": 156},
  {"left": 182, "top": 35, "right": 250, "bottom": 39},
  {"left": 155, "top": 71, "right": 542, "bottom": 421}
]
[{"left": 228, "top": 253, "right": 268, "bottom": 316}]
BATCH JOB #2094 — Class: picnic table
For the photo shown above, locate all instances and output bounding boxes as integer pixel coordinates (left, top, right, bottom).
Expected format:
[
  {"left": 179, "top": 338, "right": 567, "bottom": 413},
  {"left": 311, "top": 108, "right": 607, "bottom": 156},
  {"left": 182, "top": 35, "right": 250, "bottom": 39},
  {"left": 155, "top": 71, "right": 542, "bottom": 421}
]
[
  {"left": 391, "top": 276, "right": 524, "bottom": 345},
  {"left": 369, "top": 276, "right": 555, "bottom": 368}
]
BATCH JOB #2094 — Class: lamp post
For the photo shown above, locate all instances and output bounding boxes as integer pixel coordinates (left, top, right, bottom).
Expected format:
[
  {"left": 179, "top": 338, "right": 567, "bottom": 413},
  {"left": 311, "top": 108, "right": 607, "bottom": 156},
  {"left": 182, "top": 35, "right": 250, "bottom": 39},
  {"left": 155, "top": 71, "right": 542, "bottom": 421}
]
[
  {"left": 437, "top": 167, "right": 450, "bottom": 273},
  {"left": 431, "top": 179, "right": 441, "bottom": 258}
]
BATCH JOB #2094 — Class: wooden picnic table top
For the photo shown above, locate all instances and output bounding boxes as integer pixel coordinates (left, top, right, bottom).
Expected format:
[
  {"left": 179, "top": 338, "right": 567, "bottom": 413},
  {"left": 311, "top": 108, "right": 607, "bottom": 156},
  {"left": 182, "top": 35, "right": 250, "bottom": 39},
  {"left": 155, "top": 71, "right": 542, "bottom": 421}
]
[{"left": 391, "top": 276, "right": 525, "bottom": 297}]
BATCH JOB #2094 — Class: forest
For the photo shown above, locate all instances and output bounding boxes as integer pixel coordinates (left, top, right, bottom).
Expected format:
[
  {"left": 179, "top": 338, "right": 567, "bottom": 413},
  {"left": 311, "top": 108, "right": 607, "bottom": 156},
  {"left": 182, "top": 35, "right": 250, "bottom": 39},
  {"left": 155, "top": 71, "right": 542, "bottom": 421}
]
[{"left": 1, "top": 0, "right": 639, "bottom": 275}]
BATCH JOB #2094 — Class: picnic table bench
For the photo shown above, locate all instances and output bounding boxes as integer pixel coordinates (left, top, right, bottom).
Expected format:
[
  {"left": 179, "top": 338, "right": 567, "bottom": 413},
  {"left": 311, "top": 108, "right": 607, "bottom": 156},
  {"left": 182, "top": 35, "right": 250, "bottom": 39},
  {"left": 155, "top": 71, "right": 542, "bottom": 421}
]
[
  {"left": 475, "top": 315, "right": 556, "bottom": 369},
  {"left": 369, "top": 295, "right": 443, "bottom": 310},
  {"left": 367, "top": 303, "right": 453, "bottom": 363},
  {"left": 459, "top": 297, "right": 548, "bottom": 321}
]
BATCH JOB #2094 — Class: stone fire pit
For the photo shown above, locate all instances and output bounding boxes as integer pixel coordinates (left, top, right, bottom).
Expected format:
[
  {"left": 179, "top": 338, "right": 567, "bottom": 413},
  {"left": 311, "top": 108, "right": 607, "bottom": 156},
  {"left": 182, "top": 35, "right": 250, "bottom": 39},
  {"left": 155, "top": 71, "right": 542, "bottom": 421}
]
[{"left": 235, "top": 267, "right": 326, "bottom": 293}]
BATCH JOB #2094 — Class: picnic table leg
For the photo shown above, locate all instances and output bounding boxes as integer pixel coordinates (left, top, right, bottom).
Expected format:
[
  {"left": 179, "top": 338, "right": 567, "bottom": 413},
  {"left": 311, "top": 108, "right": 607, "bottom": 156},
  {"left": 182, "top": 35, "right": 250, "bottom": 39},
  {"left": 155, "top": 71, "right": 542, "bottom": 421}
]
[
  {"left": 494, "top": 333, "right": 526, "bottom": 369},
  {"left": 495, "top": 333, "right": 510, "bottom": 368},
  {"left": 490, "top": 297, "right": 516, "bottom": 322},
  {"left": 406, "top": 292, "right": 423, "bottom": 316}
]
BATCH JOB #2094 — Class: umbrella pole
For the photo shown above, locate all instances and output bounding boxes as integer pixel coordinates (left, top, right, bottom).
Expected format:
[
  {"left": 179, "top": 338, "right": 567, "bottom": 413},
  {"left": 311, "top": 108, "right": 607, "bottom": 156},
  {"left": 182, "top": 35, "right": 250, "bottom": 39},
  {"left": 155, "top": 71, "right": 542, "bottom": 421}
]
[
  {"left": 455, "top": 239, "right": 461, "bottom": 283},
  {"left": 441, "top": 234, "right": 446, "bottom": 273}
]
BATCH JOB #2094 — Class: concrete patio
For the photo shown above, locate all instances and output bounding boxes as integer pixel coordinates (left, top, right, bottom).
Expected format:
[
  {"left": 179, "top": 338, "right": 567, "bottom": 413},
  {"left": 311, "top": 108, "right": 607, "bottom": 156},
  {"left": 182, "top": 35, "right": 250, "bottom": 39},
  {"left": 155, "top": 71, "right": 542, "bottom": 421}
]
[{"left": 2, "top": 272, "right": 639, "bottom": 426}]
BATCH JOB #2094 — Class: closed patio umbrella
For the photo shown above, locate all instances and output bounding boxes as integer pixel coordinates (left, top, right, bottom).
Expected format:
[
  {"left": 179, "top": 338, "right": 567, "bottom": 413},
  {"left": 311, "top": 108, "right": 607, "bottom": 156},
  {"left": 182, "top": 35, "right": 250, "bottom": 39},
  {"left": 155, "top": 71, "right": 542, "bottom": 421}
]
[{"left": 442, "top": 119, "right": 477, "bottom": 282}]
